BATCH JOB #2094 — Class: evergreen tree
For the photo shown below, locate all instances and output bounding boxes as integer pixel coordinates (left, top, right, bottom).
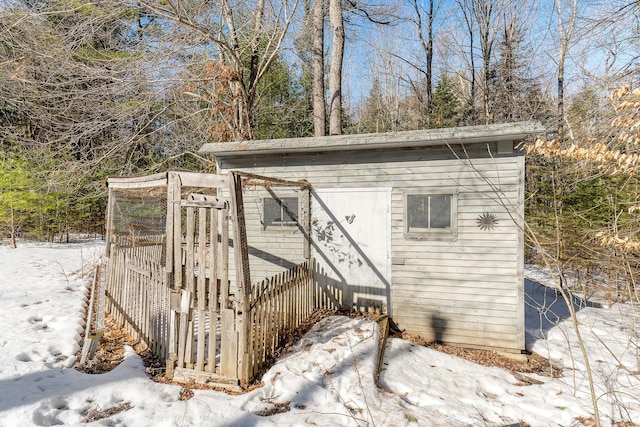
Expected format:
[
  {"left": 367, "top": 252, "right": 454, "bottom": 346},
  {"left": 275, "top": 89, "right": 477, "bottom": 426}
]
[
  {"left": 429, "top": 74, "right": 460, "bottom": 128},
  {"left": 358, "top": 78, "right": 393, "bottom": 133},
  {"left": 490, "top": 18, "right": 534, "bottom": 123}
]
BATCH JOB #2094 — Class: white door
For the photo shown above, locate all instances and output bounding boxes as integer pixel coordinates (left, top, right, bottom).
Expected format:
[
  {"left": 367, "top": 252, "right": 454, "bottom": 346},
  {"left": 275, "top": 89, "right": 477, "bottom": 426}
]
[{"left": 311, "top": 188, "right": 392, "bottom": 314}]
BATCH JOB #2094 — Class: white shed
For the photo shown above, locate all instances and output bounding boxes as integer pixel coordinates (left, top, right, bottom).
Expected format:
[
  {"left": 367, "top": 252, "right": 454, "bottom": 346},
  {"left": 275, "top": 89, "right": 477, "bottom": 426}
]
[{"left": 199, "top": 121, "right": 544, "bottom": 352}]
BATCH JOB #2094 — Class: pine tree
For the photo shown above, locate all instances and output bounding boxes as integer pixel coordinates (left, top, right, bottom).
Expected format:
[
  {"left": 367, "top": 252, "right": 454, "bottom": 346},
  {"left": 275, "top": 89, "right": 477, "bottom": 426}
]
[{"left": 429, "top": 74, "right": 460, "bottom": 128}]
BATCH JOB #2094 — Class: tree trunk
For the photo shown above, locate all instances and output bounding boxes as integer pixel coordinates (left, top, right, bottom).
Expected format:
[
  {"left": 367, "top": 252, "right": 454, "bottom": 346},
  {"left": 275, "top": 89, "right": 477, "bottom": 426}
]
[
  {"left": 328, "top": 0, "right": 344, "bottom": 135},
  {"left": 426, "top": 0, "right": 434, "bottom": 112},
  {"left": 313, "top": 0, "right": 326, "bottom": 136}
]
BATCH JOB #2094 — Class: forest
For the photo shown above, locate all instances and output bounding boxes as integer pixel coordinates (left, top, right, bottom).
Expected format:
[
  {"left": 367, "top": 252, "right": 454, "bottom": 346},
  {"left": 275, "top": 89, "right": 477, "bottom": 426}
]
[{"left": 0, "top": 0, "right": 639, "bottom": 297}]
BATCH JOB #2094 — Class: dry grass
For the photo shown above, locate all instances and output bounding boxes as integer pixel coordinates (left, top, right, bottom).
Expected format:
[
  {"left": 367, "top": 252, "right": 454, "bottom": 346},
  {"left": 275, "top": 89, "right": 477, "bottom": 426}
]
[
  {"left": 85, "top": 402, "right": 132, "bottom": 422},
  {"left": 396, "top": 331, "right": 561, "bottom": 378}
]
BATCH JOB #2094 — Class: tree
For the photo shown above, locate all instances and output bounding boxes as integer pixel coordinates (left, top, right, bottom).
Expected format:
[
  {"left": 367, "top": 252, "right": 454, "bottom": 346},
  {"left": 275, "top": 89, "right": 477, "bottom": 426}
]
[
  {"left": 139, "top": 0, "right": 301, "bottom": 141},
  {"left": 312, "top": 0, "right": 326, "bottom": 136},
  {"left": 490, "top": 12, "right": 539, "bottom": 123},
  {"left": 0, "top": 1, "right": 164, "bottom": 240},
  {"left": 555, "top": 0, "right": 579, "bottom": 139},
  {"left": 328, "top": 0, "right": 345, "bottom": 135},
  {"left": 358, "top": 77, "right": 393, "bottom": 132},
  {"left": 471, "top": 0, "right": 497, "bottom": 124},
  {"left": 523, "top": 86, "right": 640, "bottom": 427},
  {"left": 429, "top": 73, "right": 460, "bottom": 128},
  {"left": 408, "top": 0, "right": 438, "bottom": 123}
]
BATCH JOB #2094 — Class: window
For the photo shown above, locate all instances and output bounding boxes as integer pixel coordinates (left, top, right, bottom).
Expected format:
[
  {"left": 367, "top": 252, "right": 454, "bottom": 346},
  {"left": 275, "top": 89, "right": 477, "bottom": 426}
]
[
  {"left": 405, "top": 193, "right": 457, "bottom": 239},
  {"left": 263, "top": 197, "right": 299, "bottom": 228}
]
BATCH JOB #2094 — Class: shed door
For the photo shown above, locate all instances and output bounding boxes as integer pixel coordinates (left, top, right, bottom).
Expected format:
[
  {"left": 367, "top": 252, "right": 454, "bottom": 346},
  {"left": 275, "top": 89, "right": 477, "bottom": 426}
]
[{"left": 312, "top": 188, "right": 392, "bottom": 314}]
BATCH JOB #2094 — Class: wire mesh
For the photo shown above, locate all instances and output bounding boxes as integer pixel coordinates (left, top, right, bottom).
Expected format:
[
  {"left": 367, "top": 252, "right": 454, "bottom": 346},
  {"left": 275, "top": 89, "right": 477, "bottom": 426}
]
[{"left": 239, "top": 177, "right": 309, "bottom": 283}]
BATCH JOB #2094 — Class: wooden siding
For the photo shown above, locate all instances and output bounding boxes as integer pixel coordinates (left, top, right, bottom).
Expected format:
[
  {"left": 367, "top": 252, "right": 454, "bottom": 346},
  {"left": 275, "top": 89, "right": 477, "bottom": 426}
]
[
  {"left": 220, "top": 185, "right": 308, "bottom": 292},
  {"left": 216, "top": 142, "right": 525, "bottom": 351}
]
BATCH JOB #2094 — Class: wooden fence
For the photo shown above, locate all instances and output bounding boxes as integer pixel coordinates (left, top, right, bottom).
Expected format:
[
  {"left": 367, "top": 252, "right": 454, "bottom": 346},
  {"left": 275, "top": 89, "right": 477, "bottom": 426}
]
[
  {"left": 105, "top": 235, "right": 170, "bottom": 359},
  {"left": 101, "top": 171, "right": 333, "bottom": 388},
  {"left": 247, "top": 260, "right": 314, "bottom": 376}
]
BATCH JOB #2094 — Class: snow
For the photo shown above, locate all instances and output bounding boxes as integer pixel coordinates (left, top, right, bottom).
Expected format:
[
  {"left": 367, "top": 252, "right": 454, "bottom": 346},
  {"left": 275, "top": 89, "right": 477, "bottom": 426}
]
[{"left": 0, "top": 240, "right": 638, "bottom": 426}]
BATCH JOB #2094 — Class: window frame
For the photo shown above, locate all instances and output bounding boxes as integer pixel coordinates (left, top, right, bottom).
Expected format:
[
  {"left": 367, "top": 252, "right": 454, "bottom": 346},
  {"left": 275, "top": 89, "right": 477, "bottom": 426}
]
[
  {"left": 403, "top": 191, "right": 458, "bottom": 240},
  {"left": 262, "top": 196, "right": 300, "bottom": 230}
]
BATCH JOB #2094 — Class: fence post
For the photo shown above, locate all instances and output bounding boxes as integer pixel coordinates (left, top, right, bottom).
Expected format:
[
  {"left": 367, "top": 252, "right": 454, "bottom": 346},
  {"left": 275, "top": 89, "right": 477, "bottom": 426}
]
[{"left": 229, "top": 172, "right": 252, "bottom": 386}]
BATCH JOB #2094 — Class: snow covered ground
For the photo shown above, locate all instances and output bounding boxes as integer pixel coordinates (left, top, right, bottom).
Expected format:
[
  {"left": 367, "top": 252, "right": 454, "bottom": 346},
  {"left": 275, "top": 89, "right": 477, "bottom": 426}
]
[{"left": 0, "top": 240, "right": 638, "bottom": 426}]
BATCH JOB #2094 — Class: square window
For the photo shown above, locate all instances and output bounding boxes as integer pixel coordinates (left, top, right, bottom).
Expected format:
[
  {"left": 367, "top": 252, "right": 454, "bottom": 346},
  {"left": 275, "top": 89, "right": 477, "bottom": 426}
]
[
  {"left": 405, "top": 193, "right": 456, "bottom": 239},
  {"left": 263, "top": 197, "right": 298, "bottom": 228}
]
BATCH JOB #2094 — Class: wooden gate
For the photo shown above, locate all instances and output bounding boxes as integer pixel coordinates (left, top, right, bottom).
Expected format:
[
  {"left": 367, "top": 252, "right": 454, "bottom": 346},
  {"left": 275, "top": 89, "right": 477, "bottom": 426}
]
[{"left": 165, "top": 174, "right": 243, "bottom": 387}]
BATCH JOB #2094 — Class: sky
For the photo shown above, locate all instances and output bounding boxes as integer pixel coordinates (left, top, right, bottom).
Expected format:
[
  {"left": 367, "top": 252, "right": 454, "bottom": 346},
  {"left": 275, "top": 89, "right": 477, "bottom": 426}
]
[
  {"left": 0, "top": 240, "right": 638, "bottom": 426},
  {"left": 341, "top": 0, "right": 639, "bottom": 107}
]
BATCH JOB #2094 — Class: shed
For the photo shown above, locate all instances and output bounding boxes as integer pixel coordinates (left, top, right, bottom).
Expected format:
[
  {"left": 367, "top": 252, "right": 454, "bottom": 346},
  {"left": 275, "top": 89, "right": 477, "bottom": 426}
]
[{"left": 199, "top": 121, "right": 544, "bottom": 352}]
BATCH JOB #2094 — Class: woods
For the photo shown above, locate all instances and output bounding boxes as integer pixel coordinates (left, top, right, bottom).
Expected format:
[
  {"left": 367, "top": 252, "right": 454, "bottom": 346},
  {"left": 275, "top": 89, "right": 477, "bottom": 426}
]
[{"left": 1, "top": 0, "right": 639, "bottom": 284}]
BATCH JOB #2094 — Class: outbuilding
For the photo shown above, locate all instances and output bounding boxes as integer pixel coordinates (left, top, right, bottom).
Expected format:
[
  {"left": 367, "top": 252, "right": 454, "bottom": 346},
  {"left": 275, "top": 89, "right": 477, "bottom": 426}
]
[{"left": 199, "top": 121, "right": 544, "bottom": 353}]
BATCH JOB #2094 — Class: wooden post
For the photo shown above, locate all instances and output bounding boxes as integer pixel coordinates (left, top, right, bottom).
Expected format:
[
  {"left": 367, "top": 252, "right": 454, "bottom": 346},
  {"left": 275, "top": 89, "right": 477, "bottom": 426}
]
[
  {"left": 185, "top": 206, "right": 196, "bottom": 369},
  {"left": 104, "top": 186, "right": 116, "bottom": 257},
  {"left": 207, "top": 207, "right": 219, "bottom": 373},
  {"left": 170, "top": 172, "right": 183, "bottom": 292},
  {"left": 229, "top": 172, "right": 252, "bottom": 385},
  {"left": 196, "top": 205, "right": 207, "bottom": 371}
]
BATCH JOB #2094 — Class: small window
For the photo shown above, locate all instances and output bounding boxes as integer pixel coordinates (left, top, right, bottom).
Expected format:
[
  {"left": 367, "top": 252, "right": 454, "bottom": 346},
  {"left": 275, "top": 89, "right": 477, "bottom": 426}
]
[
  {"left": 405, "top": 193, "right": 457, "bottom": 239},
  {"left": 263, "top": 197, "right": 298, "bottom": 228}
]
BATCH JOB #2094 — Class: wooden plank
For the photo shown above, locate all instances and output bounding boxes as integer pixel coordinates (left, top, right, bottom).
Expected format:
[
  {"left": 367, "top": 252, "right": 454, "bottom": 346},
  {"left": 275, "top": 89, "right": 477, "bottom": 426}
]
[
  {"left": 207, "top": 208, "right": 220, "bottom": 373},
  {"left": 220, "top": 309, "right": 237, "bottom": 378},
  {"left": 196, "top": 206, "right": 207, "bottom": 371},
  {"left": 229, "top": 172, "right": 252, "bottom": 386},
  {"left": 177, "top": 291, "right": 192, "bottom": 368},
  {"left": 104, "top": 188, "right": 115, "bottom": 257},
  {"left": 229, "top": 172, "right": 251, "bottom": 294},
  {"left": 232, "top": 170, "right": 312, "bottom": 188},
  {"left": 171, "top": 172, "right": 183, "bottom": 291},
  {"left": 107, "top": 172, "right": 168, "bottom": 186},
  {"left": 186, "top": 206, "right": 196, "bottom": 293},
  {"left": 185, "top": 317, "right": 194, "bottom": 369},
  {"left": 175, "top": 171, "right": 229, "bottom": 188},
  {"left": 165, "top": 173, "right": 176, "bottom": 278},
  {"left": 106, "top": 178, "right": 168, "bottom": 189},
  {"left": 179, "top": 199, "right": 227, "bottom": 209},
  {"left": 126, "top": 262, "right": 151, "bottom": 278},
  {"left": 172, "top": 367, "right": 241, "bottom": 392},
  {"left": 221, "top": 206, "right": 230, "bottom": 305}
]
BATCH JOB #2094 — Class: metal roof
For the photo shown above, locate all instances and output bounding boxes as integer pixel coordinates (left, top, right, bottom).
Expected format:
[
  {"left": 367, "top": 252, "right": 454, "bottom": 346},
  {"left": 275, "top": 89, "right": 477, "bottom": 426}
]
[{"left": 199, "top": 121, "right": 545, "bottom": 157}]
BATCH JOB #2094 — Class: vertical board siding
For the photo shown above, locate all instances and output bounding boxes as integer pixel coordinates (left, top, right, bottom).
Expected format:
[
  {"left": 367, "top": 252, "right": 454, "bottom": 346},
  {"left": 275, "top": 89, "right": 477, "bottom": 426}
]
[{"left": 218, "top": 145, "right": 526, "bottom": 351}]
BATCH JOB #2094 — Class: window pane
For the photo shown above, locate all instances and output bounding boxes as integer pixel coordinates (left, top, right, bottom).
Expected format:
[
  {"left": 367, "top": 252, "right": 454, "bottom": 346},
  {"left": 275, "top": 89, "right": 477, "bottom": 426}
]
[
  {"left": 282, "top": 197, "right": 298, "bottom": 223},
  {"left": 407, "top": 195, "right": 429, "bottom": 231},
  {"left": 264, "top": 198, "right": 282, "bottom": 226},
  {"left": 264, "top": 197, "right": 298, "bottom": 227},
  {"left": 429, "top": 195, "right": 451, "bottom": 229}
]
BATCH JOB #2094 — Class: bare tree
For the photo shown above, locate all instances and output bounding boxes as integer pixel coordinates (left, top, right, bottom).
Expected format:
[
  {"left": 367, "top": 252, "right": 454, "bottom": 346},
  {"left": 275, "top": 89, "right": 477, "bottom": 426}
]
[
  {"left": 471, "top": 0, "right": 497, "bottom": 124},
  {"left": 139, "top": 0, "right": 301, "bottom": 140},
  {"left": 411, "top": 0, "right": 436, "bottom": 114},
  {"left": 313, "top": 0, "right": 326, "bottom": 136},
  {"left": 328, "top": 0, "right": 345, "bottom": 135},
  {"left": 555, "top": 0, "right": 578, "bottom": 139}
]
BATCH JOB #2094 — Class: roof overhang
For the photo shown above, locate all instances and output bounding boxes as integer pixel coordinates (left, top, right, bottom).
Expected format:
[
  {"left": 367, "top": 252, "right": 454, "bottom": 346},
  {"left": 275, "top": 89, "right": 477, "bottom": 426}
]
[{"left": 199, "top": 121, "right": 545, "bottom": 157}]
